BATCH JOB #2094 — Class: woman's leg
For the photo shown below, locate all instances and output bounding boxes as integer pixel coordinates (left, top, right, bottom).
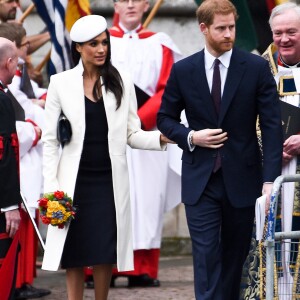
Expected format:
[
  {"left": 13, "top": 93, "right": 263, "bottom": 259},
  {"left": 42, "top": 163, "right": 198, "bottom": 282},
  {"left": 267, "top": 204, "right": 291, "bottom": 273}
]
[
  {"left": 66, "top": 267, "right": 84, "bottom": 300},
  {"left": 93, "top": 264, "right": 113, "bottom": 300}
]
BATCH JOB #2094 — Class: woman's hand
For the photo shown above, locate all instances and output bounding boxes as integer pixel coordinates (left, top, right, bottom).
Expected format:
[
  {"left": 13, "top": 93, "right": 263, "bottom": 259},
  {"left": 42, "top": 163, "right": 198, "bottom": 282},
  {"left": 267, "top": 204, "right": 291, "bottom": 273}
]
[{"left": 160, "top": 134, "right": 175, "bottom": 144}]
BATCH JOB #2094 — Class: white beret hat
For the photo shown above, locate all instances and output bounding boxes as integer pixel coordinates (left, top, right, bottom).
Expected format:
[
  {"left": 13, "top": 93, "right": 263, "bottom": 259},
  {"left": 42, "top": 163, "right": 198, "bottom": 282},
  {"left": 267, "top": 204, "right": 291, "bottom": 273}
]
[{"left": 70, "top": 15, "right": 107, "bottom": 43}]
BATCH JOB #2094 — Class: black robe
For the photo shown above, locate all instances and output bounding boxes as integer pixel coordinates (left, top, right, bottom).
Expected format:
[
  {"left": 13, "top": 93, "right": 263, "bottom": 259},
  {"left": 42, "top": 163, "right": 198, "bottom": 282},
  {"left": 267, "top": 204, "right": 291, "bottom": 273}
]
[
  {"left": 0, "top": 87, "right": 21, "bottom": 300},
  {"left": 0, "top": 89, "right": 21, "bottom": 209}
]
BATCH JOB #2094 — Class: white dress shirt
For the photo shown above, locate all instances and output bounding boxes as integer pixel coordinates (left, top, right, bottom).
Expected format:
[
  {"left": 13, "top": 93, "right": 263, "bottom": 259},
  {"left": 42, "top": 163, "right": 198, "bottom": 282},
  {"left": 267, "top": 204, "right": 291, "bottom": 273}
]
[{"left": 188, "top": 48, "right": 232, "bottom": 151}]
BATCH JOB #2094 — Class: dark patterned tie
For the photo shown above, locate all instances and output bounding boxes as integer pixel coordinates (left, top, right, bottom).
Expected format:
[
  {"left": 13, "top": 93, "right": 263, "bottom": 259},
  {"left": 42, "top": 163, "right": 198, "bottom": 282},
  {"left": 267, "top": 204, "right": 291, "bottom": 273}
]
[
  {"left": 212, "top": 59, "right": 221, "bottom": 114},
  {"left": 20, "top": 64, "right": 35, "bottom": 99},
  {"left": 212, "top": 59, "right": 222, "bottom": 172}
]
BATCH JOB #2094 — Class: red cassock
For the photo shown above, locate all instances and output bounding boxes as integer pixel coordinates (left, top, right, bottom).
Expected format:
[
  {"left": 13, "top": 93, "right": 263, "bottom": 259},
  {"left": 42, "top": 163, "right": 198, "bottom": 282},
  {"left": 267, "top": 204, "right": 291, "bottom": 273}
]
[
  {"left": 108, "top": 25, "right": 181, "bottom": 280},
  {"left": 15, "top": 210, "right": 38, "bottom": 288}
]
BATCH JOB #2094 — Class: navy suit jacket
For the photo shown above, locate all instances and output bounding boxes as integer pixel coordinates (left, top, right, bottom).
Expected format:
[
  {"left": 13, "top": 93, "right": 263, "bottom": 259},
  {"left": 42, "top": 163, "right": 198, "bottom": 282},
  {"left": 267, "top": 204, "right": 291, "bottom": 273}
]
[{"left": 157, "top": 47, "right": 283, "bottom": 208}]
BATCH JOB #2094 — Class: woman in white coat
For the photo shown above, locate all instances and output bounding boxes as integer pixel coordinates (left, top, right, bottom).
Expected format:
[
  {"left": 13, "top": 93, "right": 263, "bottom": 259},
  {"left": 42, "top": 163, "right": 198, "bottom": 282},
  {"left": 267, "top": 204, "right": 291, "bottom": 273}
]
[{"left": 41, "top": 15, "right": 168, "bottom": 300}]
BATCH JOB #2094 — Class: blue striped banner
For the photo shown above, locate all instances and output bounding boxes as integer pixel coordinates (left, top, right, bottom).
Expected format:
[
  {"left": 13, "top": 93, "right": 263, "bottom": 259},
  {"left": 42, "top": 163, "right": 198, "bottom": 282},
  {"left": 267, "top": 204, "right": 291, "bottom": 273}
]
[{"left": 32, "top": 0, "right": 75, "bottom": 75}]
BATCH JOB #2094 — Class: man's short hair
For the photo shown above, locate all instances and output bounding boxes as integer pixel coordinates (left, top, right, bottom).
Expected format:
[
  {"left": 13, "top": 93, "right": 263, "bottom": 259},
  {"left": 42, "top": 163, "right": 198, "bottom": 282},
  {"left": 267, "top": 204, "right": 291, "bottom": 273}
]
[
  {"left": 196, "top": 0, "right": 238, "bottom": 25},
  {"left": 269, "top": 2, "right": 300, "bottom": 29},
  {"left": 0, "top": 23, "right": 26, "bottom": 48}
]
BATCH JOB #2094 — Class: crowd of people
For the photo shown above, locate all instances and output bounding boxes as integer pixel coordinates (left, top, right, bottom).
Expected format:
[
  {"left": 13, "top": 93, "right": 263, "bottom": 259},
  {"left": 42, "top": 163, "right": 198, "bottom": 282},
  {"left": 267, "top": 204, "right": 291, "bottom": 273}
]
[{"left": 0, "top": 0, "right": 300, "bottom": 300}]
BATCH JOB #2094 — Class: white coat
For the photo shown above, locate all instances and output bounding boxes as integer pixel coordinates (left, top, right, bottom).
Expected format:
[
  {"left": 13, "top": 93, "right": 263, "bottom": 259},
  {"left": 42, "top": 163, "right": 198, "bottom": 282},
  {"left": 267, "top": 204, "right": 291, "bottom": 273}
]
[{"left": 41, "top": 62, "right": 165, "bottom": 272}]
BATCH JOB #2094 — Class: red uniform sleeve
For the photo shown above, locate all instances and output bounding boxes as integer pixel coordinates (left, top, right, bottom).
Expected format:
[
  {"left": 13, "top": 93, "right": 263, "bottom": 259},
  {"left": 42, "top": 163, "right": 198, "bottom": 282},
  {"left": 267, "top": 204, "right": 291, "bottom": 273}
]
[{"left": 137, "top": 45, "right": 174, "bottom": 131}]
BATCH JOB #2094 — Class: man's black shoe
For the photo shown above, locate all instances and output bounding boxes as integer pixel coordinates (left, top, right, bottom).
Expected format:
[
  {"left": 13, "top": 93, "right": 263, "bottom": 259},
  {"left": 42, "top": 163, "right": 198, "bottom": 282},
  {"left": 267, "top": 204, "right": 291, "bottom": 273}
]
[
  {"left": 128, "top": 274, "right": 160, "bottom": 288},
  {"left": 14, "top": 284, "right": 51, "bottom": 299}
]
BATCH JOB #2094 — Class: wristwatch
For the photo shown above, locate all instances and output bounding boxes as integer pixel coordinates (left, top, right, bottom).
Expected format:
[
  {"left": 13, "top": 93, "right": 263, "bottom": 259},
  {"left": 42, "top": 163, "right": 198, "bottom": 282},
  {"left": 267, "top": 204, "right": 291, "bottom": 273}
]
[{"left": 189, "top": 130, "right": 195, "bottom": 147}]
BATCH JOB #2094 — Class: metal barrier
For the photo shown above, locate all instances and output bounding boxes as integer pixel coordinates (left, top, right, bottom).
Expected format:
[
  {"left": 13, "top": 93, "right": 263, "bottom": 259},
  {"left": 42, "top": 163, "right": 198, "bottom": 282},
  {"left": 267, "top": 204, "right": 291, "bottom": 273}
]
[{"left": 265, "top": 175, "right": 300, "bottom": 300}]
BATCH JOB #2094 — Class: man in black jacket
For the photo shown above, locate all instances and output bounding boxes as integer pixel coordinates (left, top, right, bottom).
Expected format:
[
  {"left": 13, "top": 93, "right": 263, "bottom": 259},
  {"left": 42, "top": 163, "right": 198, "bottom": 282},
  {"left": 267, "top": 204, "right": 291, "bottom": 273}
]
[{"left": 0, "top": 36, "right": 21, "bottom": 300}]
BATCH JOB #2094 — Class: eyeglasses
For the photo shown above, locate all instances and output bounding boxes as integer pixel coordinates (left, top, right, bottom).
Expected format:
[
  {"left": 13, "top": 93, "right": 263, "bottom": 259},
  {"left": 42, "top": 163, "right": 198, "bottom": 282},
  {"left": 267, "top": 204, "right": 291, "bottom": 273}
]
[
  {"left": 117, "top": 0, "right": 143, "bottom": 4},
  {"left": 20, "top": 41, "right": 30, "bottom": 48}
]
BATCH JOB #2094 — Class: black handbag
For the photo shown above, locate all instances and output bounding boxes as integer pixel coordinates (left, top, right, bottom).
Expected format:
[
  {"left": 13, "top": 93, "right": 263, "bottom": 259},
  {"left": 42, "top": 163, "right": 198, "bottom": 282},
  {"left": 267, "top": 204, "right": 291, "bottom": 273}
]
[{"left": 57, "top": 112, "right": 72, "bottom": 148}]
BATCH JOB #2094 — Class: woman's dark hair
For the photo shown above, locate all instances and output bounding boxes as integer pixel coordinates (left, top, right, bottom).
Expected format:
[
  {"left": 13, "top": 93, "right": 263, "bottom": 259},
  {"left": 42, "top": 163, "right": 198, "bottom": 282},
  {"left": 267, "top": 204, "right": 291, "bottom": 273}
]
[{"left": 71, "top": 29, "right": 123, "bottom": 110}]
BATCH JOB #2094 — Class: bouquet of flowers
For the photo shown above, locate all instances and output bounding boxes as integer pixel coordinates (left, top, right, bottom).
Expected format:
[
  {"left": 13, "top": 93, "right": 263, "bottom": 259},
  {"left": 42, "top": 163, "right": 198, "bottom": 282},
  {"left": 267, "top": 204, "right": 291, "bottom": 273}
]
[{"left": 38, "top": 191, "right": 76, "bottom": 229}]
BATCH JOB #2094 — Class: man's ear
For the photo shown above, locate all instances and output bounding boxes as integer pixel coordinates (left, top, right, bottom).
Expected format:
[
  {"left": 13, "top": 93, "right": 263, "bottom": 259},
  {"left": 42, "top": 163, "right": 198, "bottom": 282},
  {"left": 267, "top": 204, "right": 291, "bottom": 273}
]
[
  {"left": 5, "top": 57, "right": 12, "bottom": 70},
  {"left": 114, "top": 1, "right": 120, "bottom": 14},
  {"left": 143, "top": 0, "right": 150, "bottom": 13},
  {"left": 200, "top": 23, "right": 208, "bottom": 35}
]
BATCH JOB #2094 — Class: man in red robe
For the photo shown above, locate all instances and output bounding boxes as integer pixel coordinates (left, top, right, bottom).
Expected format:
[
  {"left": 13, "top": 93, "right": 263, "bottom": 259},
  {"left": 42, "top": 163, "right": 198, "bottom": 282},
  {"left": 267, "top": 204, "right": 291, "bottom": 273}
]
[{"left": 109, "top": 0, "right": 182, "bottom": 287}]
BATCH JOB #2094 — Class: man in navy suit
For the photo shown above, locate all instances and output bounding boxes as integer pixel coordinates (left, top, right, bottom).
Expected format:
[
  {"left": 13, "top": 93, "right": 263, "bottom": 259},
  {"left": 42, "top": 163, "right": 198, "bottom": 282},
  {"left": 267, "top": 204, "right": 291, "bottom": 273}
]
[{"left": 157, "top": 0, "right": 283, "bottom": 299}]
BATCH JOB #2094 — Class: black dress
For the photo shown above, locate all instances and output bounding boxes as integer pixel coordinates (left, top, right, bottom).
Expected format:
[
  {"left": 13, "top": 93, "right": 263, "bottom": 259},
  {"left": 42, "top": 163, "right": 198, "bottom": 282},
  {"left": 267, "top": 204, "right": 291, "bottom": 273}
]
[{"left": 61, "top": 96, "right": 117, "bottom": 268}]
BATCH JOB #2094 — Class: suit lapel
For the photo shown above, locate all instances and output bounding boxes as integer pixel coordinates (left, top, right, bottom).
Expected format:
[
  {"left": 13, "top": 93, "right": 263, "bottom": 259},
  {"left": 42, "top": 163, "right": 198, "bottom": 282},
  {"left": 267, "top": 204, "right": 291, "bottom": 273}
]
[
  {"left": 192, "top": 50, "right": 218, "bottom": 123},
  {"left": 219, "top": 48, "right": 246, "bottom": 126}
]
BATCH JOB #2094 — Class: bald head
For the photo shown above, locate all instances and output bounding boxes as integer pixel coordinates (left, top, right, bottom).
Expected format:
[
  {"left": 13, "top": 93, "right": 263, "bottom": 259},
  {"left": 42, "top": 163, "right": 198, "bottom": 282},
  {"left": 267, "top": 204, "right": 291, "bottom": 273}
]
[{"left": 0, "top": 37, "right": 18, "bottom": 86}]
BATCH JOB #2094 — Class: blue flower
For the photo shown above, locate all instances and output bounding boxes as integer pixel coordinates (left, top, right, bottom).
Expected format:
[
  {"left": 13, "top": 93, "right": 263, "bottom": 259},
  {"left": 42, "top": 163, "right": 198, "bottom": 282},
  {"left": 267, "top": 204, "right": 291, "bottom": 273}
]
[{"left": 52, "top": 211, "right": 64, "bottom": 220}]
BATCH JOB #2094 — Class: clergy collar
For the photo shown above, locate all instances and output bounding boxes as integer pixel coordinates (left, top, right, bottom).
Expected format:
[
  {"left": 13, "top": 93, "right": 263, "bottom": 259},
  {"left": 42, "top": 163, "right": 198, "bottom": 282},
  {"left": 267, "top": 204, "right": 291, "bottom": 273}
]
[
  {"left": 118, "top": 22, "right": 142, "bottom": 35},
  {"left": 204, "top": 46, "right": 232, "bottom": 70},
  {"left": 278, "top": 55, "right": 300, "bottom": 69}
]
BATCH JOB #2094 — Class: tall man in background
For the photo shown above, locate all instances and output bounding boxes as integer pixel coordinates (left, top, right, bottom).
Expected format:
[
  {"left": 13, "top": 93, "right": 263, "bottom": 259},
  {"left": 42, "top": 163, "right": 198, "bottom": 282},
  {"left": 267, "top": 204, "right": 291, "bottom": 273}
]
[
  {"left": 0, "top": 36, "right": 21, "bottom": 300},
  {"left": 108, "top": 0, "right": 182, "bottom": 287},
  {"left": 157, "top": 0, "right": 283, "bottom": 299}
]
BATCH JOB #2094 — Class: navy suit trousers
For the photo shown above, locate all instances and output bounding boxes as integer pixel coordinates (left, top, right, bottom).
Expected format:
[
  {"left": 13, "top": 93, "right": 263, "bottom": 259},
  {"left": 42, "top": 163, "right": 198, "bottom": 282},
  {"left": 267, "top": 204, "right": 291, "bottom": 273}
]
[{"left": 185, "top": 169, "right": 255, "bottom": 300}]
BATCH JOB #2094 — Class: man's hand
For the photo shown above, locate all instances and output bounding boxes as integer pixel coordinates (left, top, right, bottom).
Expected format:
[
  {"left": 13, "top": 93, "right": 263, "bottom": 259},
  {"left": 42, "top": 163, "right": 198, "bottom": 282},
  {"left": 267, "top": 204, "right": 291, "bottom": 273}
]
[
  {"left": 192, "top": 129, "right": 228, "bottom": 148},
  {"left": 283, "top": 135, "right": 300, "bottom": 156},
  {"left": 282, "top": 135, "right": 300, "bottom": 165},
  {"left": 32, "top": 99, "right": 45, "bottom": 109},
  {"left": 283, "top": 151, "right": 293, "bottom": 165},
  {"left": 5, "top": 209, "right": 21, "bottom": 238},
  {"left": 34, "top": 126, "right": 42, "bottom": 140},
  {"left": 262, "top": 183, "right": 273, "bottom": 214}
]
